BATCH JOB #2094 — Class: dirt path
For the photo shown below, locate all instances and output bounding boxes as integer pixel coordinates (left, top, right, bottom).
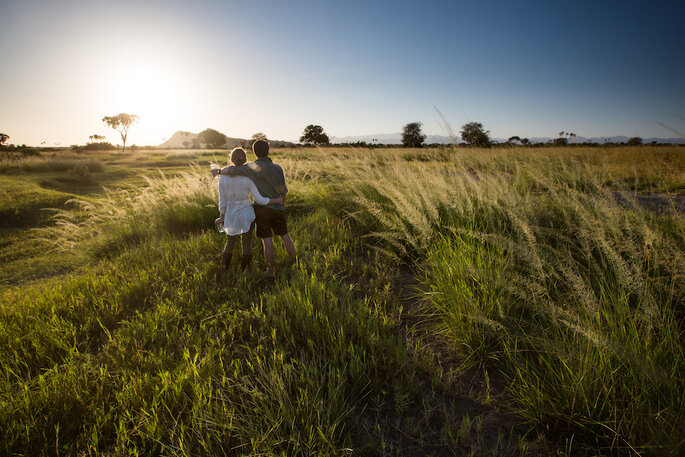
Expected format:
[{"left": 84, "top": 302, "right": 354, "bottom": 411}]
[{"left": 378, "top": 264, "right": 539, "bottom": 456}]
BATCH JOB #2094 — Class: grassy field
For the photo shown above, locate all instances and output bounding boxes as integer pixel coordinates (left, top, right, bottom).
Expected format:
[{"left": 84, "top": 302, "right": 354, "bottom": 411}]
[{"left": 0, "top": 146, "right": 683, "bottom": 456}]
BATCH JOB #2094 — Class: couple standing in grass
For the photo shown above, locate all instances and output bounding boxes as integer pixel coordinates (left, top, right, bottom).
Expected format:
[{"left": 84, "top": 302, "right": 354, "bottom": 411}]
[{"left": 211, "top": 139, "right": 297, "bottom": 277}]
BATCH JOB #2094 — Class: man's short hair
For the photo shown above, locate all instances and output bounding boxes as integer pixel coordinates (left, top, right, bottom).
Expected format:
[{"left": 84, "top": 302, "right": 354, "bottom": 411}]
[
  {"left": 252, "top": 140, "right": 270, "bottom": 158},
  {"left": 231, "top": 147, "right": 247, "bottom": 166}
]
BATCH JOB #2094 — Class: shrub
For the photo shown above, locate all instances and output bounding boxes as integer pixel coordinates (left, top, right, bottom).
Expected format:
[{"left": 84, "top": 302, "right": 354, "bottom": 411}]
[{"left": 82, "top": 142, "right": 116, "bottom": 151}]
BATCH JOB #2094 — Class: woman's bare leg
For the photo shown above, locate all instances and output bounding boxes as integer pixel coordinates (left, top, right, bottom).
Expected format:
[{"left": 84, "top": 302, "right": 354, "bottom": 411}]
[
  {"left": 240, "top": 222, "right": 255, "bottom": 270},
  {"left": 222, "top": 235, "right": 238, "bottom": 271}
]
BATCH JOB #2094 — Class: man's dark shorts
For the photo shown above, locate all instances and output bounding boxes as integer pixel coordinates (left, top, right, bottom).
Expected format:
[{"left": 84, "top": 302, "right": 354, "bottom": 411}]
[{"left": 254, "top": 205, "right": 288, "bottom": 238}]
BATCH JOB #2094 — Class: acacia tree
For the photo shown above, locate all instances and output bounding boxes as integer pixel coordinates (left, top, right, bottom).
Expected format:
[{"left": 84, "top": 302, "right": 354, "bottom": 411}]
[
  {"left": 198, "top": 128, "right": 227, "bottom": 148},
  {"left": 300, "top": 125, "right": 329, "bottom": 146},
  {"left": 460, "top": 122, "right": 491, "bottom": 147},
  {"left": 0, "top": 133, "right": 8, "bottom": 146},
  {"left": 251, "top": 132, "right": 268, "bottom": 142},
  {"left": 102, "top": 113, "right": 139, "bottom": 152},
  {"left": 402, "top": 122, "right": 426, "bottom": 148}
]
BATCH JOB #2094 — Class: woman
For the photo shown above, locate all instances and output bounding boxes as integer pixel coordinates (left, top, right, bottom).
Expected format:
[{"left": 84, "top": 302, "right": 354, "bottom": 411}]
[{"left": 214, "top": 147, "right": 283, "bottom": 271}]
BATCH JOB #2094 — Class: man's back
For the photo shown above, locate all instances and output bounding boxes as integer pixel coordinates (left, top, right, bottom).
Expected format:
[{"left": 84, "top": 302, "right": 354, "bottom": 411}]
[{"left": 228, "top": 157, "right": 287, "bottom": 210}]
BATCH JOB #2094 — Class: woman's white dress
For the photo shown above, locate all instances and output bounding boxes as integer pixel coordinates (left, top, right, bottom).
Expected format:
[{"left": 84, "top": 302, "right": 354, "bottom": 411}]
[{"left": 218, "top": 175, "right": 270, "bottom": 236}]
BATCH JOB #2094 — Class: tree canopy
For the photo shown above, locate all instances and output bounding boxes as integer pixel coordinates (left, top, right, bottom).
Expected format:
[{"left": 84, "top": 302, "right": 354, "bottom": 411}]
[
  {"left": 300, "top": 125, "right": 330, "bottom": 146},
  {"left": 460, "top": 122, "right": 491, "bottom": 147},
  {"left": 401, "top": 122, "right": 426, "bottom": 148},
  {"left": 251, "top": 132, "right": 268, "bottom": 142},
  {"left": 102, "top": 113, "right": 138, "bottom": 152},
  {"left": 0, "top": 133, "right": 8, "bottom": 146},
  {"left": 198, "top": 128, "right": 227, "bottom": 149}
]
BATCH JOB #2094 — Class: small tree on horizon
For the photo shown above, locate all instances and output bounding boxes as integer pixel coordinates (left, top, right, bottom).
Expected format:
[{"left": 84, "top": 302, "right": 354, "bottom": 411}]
[
  {"left": 557, "top": 131, "right": 576, "bottom": 144},
  {"left": 89, "top": 134, "right": 106, "bottom": 142},
  {"left": 0, "top": 133, "right": 8, "bottom": 146},
  {"left": 102, "top": 113, "right": 138, "bottom": 153},
  {"left": 402, "top": 122, "right": 426, "bottom": 148},
  {"left": 300, "top": 125, "right": 330, "bottom": 146},
  {"left": 198, "top": 128, "right": 228, "bottom": 149},
  {"left": 627, "top": 136, "right": 643, "bottom": 145},
  {"left": 251, "top": 132, "right": 268, "bottom": 142},
  {"left": 460, "top": 122, "right": 491, "bottom": 147}
]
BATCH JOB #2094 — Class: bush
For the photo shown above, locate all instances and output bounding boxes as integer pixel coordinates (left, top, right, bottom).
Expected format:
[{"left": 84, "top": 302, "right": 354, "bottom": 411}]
[{"left": 82, "top": 142, "right": 116, "bottom": 151}]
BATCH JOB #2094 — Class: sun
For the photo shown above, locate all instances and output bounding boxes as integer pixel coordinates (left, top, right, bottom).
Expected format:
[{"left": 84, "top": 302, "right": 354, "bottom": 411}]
[{"left": 104, "top": 66, "right": 185, "bottom": 145}]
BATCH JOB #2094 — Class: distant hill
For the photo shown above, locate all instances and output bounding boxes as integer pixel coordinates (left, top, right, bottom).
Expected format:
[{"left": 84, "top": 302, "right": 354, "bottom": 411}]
[
  {"left": 528, "top": 135, "right": 685, "bottom": 145},
  {"left": 159, "top": 131, "right": 244, "bottom": 149},
  {"left": 159, "top": 131, "right": 297, "bottom": 149}
]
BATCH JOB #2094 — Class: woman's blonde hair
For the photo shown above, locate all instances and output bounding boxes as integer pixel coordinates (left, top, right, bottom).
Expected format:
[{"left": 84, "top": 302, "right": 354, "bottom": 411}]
[{"left": 230, "top": 147, "right": 247, "bottom": 166}]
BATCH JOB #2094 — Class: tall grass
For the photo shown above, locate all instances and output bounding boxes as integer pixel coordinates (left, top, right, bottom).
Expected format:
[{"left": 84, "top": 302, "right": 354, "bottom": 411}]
[
  {"left": 0, "top": 233, "right": 390, "bottom": 455},
  {"left": 0, "top": 156, "right": 106, "bottom": 174},
  {"left": 20, "top": 158, "right": 105, "bottom": 173},
  {"left": 4, "top": 145, "right": 683, "bottom": 454},
  {"left": 34, "top": 166, "right": 218, "bottom": 259},
  {"left": 2, "top": 191, "right": 510, "bottom": 455},
  {"left": 338, "top": 147, "right": 685, "bottom": 454},
  {"left": 0, "top": 177, "right": 76, "bottom": 227}
]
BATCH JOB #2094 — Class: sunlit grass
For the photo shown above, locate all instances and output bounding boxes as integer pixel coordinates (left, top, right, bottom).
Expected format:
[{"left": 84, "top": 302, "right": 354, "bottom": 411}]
[
  {"left": 1, "top": 145, "right": 683, "bottom": 455},
  {"left": 33, "top": 166, "right": 218, "bottom": 260}
]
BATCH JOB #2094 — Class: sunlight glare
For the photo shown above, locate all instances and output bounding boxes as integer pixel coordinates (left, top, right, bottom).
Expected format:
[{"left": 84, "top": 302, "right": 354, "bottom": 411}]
[{"left": 104, "top": 65, "right": 186, "bottom": 145}]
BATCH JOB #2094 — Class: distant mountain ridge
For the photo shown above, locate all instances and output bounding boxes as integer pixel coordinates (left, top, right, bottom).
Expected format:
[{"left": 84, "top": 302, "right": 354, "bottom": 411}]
[
  {"left": 331, "top": 133, "right": 685, "bottom": 145},
  {"left": 528, "top": 135, "right": 685, "bottom": 145},
  {"left": 159, "top": 130, "right": 684, "bottom": 147}
]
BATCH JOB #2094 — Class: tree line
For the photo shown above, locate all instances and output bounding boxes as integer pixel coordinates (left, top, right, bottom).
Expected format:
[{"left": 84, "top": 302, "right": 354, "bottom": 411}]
[{"left": 0, "top": 113, "right": 672, "bottom": 154}]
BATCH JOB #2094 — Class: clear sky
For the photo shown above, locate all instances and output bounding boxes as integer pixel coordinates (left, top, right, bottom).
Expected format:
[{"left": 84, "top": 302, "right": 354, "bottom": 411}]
[{"left": 1, "top": 0, "right": 684, "bottom": 146}]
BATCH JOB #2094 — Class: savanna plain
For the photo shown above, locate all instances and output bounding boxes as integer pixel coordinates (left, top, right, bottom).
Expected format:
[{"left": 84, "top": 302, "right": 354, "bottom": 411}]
[{"left": 0, "top": 145, "right": 683, "bottom": 456}]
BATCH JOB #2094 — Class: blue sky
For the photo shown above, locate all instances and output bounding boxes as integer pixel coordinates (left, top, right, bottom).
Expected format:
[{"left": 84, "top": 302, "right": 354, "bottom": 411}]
[{"left": 1, "top": 0, "right": 684, "bottom": 145}]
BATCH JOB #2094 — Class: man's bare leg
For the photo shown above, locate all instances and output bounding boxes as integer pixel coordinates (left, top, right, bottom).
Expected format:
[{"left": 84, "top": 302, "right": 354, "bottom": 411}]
[
  {"left": 279, "top": 233, "right": 297, "bottom": 264},
  {"left": 261, "top": 236, "right": 275, "bottom": 275}
]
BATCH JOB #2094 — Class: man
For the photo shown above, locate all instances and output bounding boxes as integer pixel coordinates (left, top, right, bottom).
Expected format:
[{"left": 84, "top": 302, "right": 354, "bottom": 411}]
[{"left": 212, "top": 140, "right": 296, "bottom": 276}]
